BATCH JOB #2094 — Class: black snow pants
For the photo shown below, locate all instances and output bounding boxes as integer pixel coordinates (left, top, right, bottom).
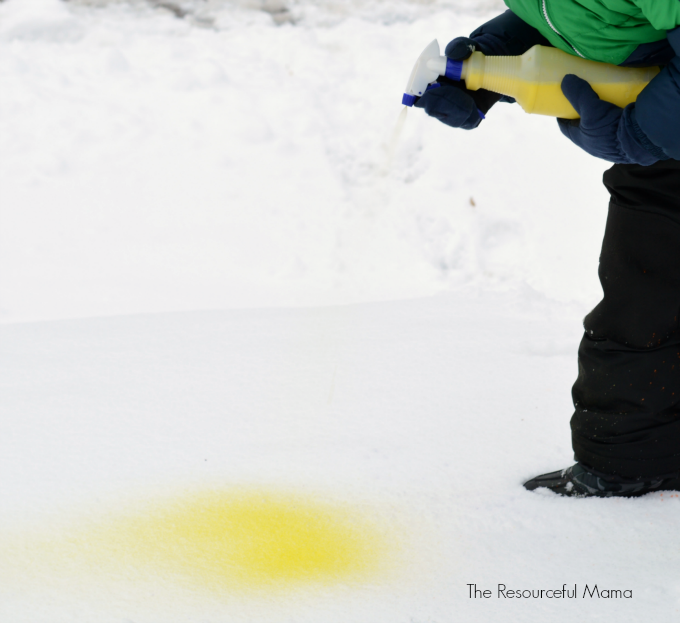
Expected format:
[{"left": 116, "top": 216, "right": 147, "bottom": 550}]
[{"left": 571, "top": 159, "right": 680, "bottom": 479}]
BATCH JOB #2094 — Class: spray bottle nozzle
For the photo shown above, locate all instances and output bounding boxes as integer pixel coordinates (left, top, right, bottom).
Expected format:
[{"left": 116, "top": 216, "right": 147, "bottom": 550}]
[{"left": 402, "top": 40, "right": 464, "bottom": 106}]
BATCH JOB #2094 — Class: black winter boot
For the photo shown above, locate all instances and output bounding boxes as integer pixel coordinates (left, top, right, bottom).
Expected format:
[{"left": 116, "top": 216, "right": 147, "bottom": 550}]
[{"left": 523, "top": 463, "right": 680, "bottom": 498}]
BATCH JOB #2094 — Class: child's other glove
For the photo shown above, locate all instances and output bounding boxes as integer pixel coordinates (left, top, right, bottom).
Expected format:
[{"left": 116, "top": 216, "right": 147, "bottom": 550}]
[{"left": 557, "top": 74, "right": 668, "bottom": 165}]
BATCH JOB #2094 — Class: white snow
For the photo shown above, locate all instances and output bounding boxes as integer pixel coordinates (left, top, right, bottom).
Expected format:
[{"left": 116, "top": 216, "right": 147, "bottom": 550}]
[
  {"left": 0, "top": 0, "right": 609, "bottom": 323},
  {"left": 2, "top": 0, "right": 675, "bottom": 621}
]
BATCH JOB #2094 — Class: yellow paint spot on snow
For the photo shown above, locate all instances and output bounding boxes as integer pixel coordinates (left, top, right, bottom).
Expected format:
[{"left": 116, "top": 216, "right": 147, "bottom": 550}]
[{"left": 73, "top": 488, "right": 391, "bottom": 590}]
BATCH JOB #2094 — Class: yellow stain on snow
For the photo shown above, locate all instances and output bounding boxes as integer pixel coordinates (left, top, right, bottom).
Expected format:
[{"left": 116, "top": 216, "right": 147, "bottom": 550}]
[{"left": 17, "top": 488, "right": 394, "bottom": 594}]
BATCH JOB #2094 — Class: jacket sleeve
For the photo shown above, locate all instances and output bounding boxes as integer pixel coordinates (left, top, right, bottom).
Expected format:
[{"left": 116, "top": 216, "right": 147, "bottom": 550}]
[
  {"left": 632, "top": 1, "right": 680, "bottom": 32},
  {"left": 634, "top": 27, "right": 680, "bottom": 160}
]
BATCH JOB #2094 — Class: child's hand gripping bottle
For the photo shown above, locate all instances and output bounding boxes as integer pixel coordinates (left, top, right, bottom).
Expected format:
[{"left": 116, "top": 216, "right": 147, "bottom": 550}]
[{"left": 402, "top": 41, "right": 660, "bottom": 119}]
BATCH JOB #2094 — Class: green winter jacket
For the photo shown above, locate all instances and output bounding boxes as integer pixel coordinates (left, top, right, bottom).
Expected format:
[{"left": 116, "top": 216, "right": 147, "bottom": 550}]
[{"left": 504, "top": 0, "right": 680, "bottom": 64}]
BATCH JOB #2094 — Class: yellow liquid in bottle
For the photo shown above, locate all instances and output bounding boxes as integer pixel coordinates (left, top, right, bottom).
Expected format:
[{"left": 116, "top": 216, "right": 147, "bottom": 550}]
[{"left": 461, "top": 45, "right": 660, "bottom": 119}]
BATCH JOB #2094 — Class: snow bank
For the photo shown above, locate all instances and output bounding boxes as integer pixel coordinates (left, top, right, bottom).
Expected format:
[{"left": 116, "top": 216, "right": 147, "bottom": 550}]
[{"left": 0, "top": 0, "right": 607, "bottom": 324}]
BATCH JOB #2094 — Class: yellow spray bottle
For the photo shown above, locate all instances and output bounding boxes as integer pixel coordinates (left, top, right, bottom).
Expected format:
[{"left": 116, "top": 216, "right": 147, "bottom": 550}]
[{"left": 402, "top": 40, "right": 660, "bottom": 119}]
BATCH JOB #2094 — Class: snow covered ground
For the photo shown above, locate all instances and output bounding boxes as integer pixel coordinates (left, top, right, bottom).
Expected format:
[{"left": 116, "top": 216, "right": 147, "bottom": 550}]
[
  {"left": 2, "top": 0, "right": 677, "bottom": 621},
  {"left": 5, "top": 293, "right": 680, "bottom": 622}
]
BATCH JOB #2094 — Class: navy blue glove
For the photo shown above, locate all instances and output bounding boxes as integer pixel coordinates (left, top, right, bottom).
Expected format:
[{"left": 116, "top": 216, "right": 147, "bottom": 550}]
[
  {"left": 415, "top": 10, "right": 549, "bottom": 130},
  {"left": 414, "top": 37, "right": 499, "bottom": 130},
  {"left": 557, "top": 74, "right": 668, "bottom": 165}
]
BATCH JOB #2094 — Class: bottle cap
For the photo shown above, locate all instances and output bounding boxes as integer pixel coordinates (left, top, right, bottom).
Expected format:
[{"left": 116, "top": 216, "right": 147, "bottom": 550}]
[{"left": 444, "top": 58, "right": 463, "bottom": 81}]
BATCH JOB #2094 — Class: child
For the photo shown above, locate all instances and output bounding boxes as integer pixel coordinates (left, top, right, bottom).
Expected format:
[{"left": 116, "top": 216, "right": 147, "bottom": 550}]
[{"left": 414, "top": 3, "right": 680, "bottom": 497}]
